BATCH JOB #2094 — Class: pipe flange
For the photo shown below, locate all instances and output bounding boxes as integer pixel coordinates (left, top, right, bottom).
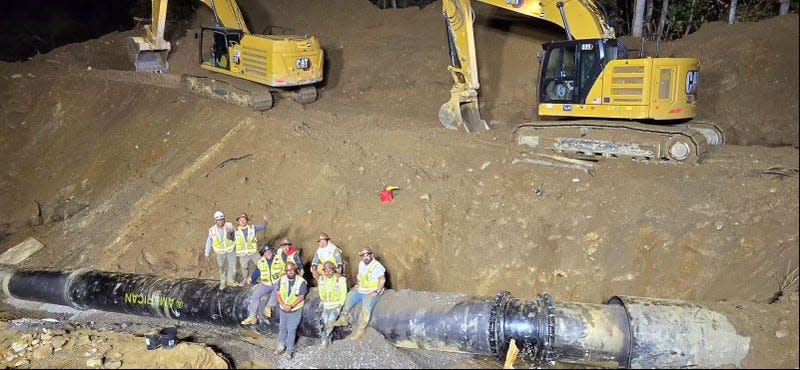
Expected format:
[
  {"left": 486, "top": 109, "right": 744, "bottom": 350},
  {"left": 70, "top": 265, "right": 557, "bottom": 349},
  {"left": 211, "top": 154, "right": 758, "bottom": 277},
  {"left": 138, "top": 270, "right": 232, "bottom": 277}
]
[
  {"left": 64, "top": 268, "right": 94, "bottom": 310},
  {"left": 534, "top": 293, "right": 557, "bottom": 368},
  {"left": 488, "top": 290, "right": 512, "bottom": 361}
]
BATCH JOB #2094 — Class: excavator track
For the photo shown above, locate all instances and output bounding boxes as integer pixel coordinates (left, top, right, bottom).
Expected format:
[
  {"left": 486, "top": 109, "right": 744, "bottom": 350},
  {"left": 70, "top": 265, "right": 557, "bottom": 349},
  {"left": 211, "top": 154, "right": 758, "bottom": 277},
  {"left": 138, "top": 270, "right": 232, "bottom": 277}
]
[
  {"left": 674, "top": 121, "right": 726, "bottom": 146},
  {"left": 514, "top": 120, "right": 716, "bottom": 164},
  {"left": 182, "top": 74, "right": 273, "bottom": 111},
  {"left": 181, "top": 74, "right": 320, "bottom": 111},
  {"left": 290, "top": 86, "right": 318, "bottom": 105}
]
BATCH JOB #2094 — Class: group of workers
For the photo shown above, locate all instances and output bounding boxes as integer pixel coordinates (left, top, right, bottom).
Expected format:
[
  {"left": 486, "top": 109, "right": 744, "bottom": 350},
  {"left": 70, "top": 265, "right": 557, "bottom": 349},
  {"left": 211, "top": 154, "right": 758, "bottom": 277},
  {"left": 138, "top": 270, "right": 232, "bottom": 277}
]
[{"left": 204, "top": 211, "right": 387, "bottom": 359}]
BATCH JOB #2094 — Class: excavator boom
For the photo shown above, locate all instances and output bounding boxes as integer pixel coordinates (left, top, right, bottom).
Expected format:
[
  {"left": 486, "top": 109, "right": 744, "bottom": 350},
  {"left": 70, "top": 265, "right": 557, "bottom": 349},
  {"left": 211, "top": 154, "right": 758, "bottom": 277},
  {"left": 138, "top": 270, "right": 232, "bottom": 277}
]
[{"left": 198, "top": 0, "right": 250, "bottom": 34}]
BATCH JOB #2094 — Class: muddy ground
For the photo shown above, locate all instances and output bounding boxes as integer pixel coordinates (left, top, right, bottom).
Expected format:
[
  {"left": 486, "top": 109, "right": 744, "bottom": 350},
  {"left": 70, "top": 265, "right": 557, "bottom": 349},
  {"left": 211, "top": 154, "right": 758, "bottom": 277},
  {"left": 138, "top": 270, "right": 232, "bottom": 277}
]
[{"left": 0, "top": 0, "right": 797, "bottom": 368}]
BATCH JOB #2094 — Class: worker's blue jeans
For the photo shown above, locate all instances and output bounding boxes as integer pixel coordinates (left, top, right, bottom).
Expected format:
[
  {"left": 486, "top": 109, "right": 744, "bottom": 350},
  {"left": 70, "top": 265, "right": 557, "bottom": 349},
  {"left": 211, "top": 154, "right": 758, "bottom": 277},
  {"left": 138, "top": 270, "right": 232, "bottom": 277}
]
[
  {"left": 278, "top": 309, "right": 302, "bottom": 354},
  {"left": 343, "top": 289, "right": 381, "bottom": 315}
]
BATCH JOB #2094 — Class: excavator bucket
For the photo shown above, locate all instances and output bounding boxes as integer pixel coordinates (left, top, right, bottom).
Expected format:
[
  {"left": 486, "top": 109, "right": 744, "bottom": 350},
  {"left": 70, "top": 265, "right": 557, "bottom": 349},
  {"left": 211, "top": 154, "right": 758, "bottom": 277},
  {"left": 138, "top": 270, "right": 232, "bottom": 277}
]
[
  {"left": 128, "top": 0, "right": 170, "bottom": 73},
  {"left": 128, "top": 36, "right": 170, "bottom": 73},
  {"left": 439, "top": 95, "right": 489, "bottom": 133}
]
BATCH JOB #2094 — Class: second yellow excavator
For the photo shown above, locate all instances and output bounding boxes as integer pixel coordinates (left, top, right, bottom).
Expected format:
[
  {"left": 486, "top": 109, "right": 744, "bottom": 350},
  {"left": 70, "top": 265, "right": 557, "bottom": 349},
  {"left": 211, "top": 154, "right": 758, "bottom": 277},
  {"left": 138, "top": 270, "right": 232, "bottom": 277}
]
[
  {"left": 129, "top": 0, "right": 324, "bottom": 110},
  {"left": 441, "top": 0, "right": 724, "bottom": 163}
]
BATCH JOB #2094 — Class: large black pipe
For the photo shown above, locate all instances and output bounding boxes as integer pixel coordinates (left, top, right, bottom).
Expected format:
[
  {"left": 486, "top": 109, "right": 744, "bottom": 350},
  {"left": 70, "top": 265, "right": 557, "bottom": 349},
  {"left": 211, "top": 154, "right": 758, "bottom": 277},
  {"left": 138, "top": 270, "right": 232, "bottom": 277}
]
[{"left": 0, "top": 266, "right": 749, "bottom": 368}]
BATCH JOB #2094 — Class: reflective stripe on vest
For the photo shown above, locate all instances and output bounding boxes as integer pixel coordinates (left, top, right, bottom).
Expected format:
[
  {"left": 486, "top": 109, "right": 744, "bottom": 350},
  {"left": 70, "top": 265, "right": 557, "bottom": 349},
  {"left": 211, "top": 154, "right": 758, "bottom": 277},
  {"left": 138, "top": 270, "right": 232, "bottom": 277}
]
[
  {"left": 257, "top": 258, "right": 281, "bottom": 286},
  {"left": 268, "top": 255, "right": 286, "bottom": 282},
  {"left": 319, "top": 276, "right": 347, "bottom": 310},
  {"left": 209, "top": 223, "right": 235, "bottom": 253},
  {"left": 358, "top": 261, "right": 382, "bottom": 292},
  {"left": 234, "top": 225, "right": 257, "bottom": 255},
  {"left": 278, "top": 275, "right": 306, "bottom": 311}
]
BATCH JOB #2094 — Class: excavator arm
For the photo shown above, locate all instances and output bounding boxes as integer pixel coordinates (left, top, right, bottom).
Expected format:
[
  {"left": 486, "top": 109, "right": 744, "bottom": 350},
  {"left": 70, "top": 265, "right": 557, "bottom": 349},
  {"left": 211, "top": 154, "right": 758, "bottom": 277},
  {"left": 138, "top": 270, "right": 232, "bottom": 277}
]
[
  {"left": 128, "top": 0, "right": 171, "bottom": 72},
  {"left": 439, "top": 0, "right": 615, "bottom": 132},
  {"left": 440, "top": 0, "right": 486, "bottom": 132},
  {"left": 129, "top": 0, "right": 252, "bottom": 72}
]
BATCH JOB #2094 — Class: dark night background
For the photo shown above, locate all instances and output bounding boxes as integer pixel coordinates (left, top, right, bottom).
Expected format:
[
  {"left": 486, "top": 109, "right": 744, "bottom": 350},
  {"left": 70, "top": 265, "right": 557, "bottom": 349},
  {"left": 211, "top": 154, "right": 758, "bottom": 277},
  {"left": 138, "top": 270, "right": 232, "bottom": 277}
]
[
  {"left": 0, "top": 0, "right": 135, "bottom": 61},
  {"left": 0, "top": 0, "right": 202, "bottom": 62},
  {"left": 0, "top": 0, "right": 441, "bottom": 62}
]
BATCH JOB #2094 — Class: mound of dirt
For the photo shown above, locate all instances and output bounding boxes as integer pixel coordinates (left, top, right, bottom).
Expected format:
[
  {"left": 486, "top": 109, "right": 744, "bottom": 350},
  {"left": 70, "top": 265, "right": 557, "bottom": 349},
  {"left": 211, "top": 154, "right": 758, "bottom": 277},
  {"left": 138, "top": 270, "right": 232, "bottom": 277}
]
[{"left": 660, "top": 14, "right": 799, "bottom": 147}]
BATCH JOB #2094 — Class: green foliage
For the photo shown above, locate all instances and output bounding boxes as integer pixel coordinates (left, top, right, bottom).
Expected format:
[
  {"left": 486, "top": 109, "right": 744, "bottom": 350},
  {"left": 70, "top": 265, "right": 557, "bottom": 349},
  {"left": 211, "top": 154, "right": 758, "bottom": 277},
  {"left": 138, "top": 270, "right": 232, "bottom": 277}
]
[
  {"left": 599, "top": 0, "right": 631, "bottom": 36},
  {"left": 598, "top": 0, "right": 796, "bottom": 41},
  {"left": 664, "top": 0, "right": 725, "bottom": 40},
  {"left": 737, "top": 0, "right": 796, "bottom": 21}
]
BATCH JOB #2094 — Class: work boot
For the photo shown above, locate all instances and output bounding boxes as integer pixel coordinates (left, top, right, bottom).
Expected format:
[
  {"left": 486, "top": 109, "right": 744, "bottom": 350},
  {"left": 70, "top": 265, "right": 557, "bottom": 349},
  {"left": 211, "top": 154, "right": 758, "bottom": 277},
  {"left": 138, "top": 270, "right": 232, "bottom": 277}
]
[
  {"left": 349, "top": 312, "right": 371, "bottom": 341},
  {"left": 274, "top": 345, "right": 285, "bottom": 356},
  {"left": 240, "top": 316, "right": 257, "bottom": 325},
  {"left": 350, "top": 327, "right": 367, "bottom": 340},
  {"left": 333, "top": 312, "right": 350, "bottom": 327},
  {"left": 263, "top": 306, "right": 272, "bottom": 318}
]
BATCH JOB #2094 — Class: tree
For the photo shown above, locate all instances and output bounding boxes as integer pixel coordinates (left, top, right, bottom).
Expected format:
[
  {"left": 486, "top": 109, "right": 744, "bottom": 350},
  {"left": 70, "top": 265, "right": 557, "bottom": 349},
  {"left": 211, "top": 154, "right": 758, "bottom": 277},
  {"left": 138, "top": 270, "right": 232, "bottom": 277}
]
[
  {"left": 728, "top": 0, "right": 737, "bottom": 24},
  {"left": 645, "top": 0, "right": 655, "bottom": 37},
  {"left": 632, "top": 0, "right": 646, "bottom": 37},
  {"left": 684, "top": 0, "right": 697, "bottom": 37},
  {"left": 656, "top": 0, "right": 670, "bottom": 41},
  {"left": 779, "top": 0, "right": 790, "bottom": 15}
]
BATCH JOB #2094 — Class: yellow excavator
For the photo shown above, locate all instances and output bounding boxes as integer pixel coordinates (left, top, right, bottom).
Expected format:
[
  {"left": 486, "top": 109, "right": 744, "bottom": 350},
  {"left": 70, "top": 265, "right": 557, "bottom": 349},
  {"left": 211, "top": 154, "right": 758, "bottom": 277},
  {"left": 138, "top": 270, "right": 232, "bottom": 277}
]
[
  {"left": 441, "top": 0, "right": 724, "bottom": 163},
  {"left": 129, "top": 0, "right": 324, "bottom": 110}
]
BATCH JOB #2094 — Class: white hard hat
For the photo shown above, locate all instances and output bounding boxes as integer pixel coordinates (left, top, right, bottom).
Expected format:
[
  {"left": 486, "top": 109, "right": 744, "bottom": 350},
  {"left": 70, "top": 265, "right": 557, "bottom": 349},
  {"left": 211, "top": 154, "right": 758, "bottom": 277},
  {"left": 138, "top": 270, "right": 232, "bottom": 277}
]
[{"left": 213, "top": 211, "right": 225, "bottom": 220}]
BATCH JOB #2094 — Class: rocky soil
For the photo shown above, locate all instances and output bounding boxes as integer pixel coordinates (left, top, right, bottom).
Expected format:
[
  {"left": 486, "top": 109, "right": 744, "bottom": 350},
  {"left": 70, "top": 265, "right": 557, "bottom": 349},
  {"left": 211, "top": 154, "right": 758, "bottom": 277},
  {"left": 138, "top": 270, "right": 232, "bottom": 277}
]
[{"left": 0, "top": 319, "right": 228, "bottom": 369}]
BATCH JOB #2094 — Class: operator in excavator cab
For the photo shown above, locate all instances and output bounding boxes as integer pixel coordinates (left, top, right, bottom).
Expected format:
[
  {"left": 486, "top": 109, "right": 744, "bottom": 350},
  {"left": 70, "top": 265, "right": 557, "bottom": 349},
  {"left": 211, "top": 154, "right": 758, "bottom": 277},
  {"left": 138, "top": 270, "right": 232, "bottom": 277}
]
[{"left": 212, "top": 31, "right": 229, "bottom": 68}]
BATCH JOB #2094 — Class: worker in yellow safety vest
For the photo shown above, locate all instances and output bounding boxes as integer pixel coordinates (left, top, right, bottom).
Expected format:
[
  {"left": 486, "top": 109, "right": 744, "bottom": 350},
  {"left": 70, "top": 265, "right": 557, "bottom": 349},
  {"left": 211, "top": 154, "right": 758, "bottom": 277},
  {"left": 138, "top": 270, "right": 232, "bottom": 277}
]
[
  {"left": 317, "top": 261, "right": 348, "bottom": 349},
  {"left": 204, "top": 211, "right": 237, "bottom": 290},
  {"left": 274, "top": 262, "right": 307, "bottom": 359},
  {"left": 311, "top": 232, "right": 344, "bottom": 281},
  {"left": 240, "top": 245, "right": 283, "bottom": 325},
  {"left": 335, "top": 246, "right": 386, "bottom": 340},
  {"left": 276, "top": 238, "right": 303, "bottom": 272},
  {"left": 233, "top": 212, "right": 268, "bottom": 285}
]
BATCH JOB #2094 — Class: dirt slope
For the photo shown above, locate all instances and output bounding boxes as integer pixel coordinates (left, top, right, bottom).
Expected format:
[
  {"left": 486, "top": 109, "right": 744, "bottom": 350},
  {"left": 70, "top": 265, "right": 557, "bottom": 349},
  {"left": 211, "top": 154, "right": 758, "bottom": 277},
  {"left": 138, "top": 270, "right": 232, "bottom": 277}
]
[
  {"left": 0, "top": 0, "right": 797, "bottom": 368},
  {"left": 661, "top": 14, "right": 800, "bottom": 147}
]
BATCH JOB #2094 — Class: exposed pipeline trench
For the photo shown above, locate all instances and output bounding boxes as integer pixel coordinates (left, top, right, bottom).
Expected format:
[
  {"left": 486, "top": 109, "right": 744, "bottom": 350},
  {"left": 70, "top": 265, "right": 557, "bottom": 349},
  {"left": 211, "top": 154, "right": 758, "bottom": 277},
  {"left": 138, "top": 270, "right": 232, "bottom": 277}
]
[{"left": 0, "top": 265, "right": 750, "bottom": 368}]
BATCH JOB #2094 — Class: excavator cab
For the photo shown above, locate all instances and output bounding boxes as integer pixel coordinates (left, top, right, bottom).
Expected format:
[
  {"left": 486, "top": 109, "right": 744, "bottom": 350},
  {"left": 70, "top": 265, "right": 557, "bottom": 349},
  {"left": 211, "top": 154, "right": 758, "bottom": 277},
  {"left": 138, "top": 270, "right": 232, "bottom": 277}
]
[
  {"left": 199, "top": 27, "right": 243, "bottom": 70},
  {"left": 539, "top": 39, "right": 627, "bottom": 105},
  {"left": 537, "top": 37, "right": 702, "bottom": 124}
]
